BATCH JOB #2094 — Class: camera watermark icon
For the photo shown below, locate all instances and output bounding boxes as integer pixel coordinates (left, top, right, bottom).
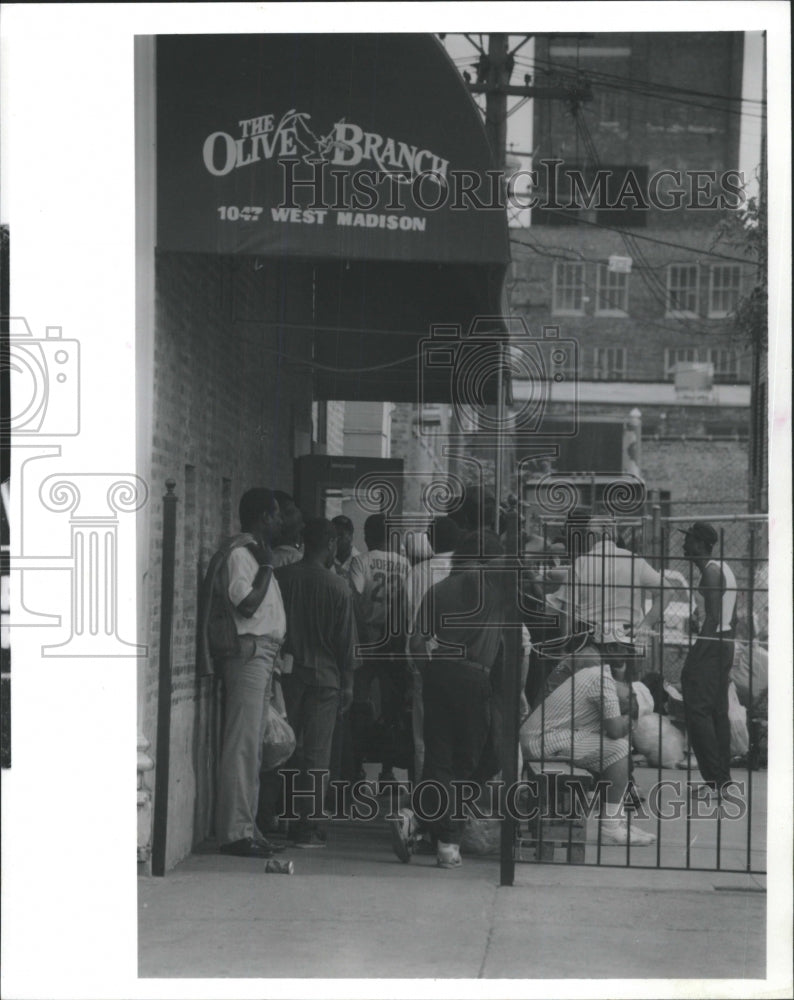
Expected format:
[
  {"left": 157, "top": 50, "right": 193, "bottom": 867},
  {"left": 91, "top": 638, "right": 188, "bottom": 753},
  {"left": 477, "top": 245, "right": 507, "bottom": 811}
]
[
  {"left": 3, "top": 318, "right": 80, "bottom": 436},
  {"left": 419, "top": 316, "right": 579, "bottom": 441}
]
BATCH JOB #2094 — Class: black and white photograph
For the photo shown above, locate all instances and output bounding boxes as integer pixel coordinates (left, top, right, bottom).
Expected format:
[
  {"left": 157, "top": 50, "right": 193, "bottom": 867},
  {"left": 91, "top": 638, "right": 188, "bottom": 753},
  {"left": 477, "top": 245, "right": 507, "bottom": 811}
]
[{"left": 1, "top": 4, "right": 791, "bottom": 998}]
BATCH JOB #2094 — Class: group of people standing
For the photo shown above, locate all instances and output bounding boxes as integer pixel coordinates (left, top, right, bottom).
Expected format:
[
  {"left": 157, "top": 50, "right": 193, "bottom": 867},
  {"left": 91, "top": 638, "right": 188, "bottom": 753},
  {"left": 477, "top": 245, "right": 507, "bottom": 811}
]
[{"left": 202, "top": 484, "right": 739, "bottom": 867}]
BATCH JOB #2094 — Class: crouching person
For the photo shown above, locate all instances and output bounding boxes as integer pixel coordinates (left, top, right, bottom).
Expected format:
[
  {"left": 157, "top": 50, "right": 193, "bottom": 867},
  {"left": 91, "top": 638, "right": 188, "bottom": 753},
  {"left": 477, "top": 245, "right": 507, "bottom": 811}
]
[{"left": 520, "top": 660, "right": 656, "bottom": 846}]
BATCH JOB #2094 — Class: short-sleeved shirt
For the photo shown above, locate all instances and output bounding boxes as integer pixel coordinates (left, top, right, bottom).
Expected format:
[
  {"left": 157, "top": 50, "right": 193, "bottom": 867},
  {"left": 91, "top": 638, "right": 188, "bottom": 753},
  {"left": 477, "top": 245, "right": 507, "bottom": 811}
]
[
  {"left": 227, "top": 546, "right": 286, "bottom": 641},
  {"left": 333, "top": 546, "right": 360, "bottom": 587},
  {"left": 417, "top": 569, "right": 506, "bottom": 670},
  {"left": 524, "top": 664, "right": 621, "bottom": 738},
  {"left": 350, "top": 548, "right": 410, "bottom": 646},
  {"left": 275, "top": 560, "right": 358, "bottom": 688},
  {"left": 573, "top": 540, "right": 663, "bottom": 641},
  {"left": 406, "top": 553, "right": 454, "bottom": 631},
  {"left": 270, "top": 544, "right": 303, "bottom": 569}
]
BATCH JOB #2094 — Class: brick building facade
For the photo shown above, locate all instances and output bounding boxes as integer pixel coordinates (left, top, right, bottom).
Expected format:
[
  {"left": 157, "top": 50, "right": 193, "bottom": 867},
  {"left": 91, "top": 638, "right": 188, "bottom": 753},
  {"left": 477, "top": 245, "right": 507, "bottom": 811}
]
[
  {"left": 141, "top": 252, "right": 315, "bottom": 868},
  {"left": 504, "top": 31, "right": 758, "bottom": 512}
]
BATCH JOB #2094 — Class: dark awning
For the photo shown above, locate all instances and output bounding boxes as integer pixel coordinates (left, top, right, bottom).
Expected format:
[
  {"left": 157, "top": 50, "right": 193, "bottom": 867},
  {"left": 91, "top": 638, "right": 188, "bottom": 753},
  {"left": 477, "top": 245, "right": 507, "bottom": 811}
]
[{"left": 156, "top": 34, "right": 510, "bottom": 401}]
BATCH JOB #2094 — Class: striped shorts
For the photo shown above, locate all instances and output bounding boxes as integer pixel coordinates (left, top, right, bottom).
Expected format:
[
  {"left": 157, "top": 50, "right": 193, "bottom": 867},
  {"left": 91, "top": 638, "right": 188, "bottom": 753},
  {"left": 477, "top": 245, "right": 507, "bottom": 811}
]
[{"left": 522, "top": 727, "right": 629, "bottom": 771}]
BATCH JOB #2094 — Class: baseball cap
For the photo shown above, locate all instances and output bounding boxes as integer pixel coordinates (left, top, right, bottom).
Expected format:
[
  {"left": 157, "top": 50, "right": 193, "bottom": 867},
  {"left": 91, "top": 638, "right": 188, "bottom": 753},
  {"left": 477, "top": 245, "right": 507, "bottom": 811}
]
[{"left": 678, "top": 521, "right": 719, "bottom": 548}]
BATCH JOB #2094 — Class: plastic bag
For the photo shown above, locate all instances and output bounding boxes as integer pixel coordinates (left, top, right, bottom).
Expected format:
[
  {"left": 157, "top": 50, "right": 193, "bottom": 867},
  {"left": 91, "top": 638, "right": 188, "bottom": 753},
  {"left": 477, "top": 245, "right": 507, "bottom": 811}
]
[
  {"left": 460, "top": 817, "right": 502, "bottom": 856},
  {"left": 631, "top": 713, "right": 686, "bottom": 768},
  {"left": 728, "top": 681, "right": 749, "bottom": 756},
  {"left": 730, "top": 641, "right": 768, "bottom": 707},
  {"left": 260, "top": 701, "right": 296, "bottom": 772}
]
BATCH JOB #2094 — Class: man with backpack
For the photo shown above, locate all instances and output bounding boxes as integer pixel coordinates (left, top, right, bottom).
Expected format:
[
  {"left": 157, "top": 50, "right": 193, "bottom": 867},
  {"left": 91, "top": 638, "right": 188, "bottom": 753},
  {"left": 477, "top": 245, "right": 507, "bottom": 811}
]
[{"left": 200, "top": 488, "right": 287, "bottom": 859}]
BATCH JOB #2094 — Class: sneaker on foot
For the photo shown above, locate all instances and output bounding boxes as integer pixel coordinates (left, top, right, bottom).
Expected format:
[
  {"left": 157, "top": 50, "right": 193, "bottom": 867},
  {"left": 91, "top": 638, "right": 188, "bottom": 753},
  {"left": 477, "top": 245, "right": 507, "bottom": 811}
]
[
  {"left": 389, "top": 808, "right": 415, "bottom": 863},
  {"left": 600, "top": 822, "right": 656, "bottom": 846},
  {"left": 413, "top": 834, "right": 436, "bottom": 856},
  {"left": 293, "top": 830, "right": 326, "bottom": 849},
  {"left": 436, "top": 841, "right": 462, "bottom": 869}
]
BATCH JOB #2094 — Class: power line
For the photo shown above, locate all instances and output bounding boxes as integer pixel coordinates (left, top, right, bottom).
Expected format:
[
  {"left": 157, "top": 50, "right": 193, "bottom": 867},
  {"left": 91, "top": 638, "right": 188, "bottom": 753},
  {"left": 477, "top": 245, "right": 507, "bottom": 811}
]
[
  {"left": 513, "top": 54, "right": 766, "bottom": 121},
  {"left": 514, "top": 52, "right": 766, "bottom": 108}
]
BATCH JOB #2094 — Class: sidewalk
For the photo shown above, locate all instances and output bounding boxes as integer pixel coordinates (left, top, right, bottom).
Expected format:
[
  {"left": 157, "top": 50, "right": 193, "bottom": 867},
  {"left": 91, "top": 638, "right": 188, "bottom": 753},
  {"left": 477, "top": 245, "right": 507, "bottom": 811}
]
[{"left": 138, "top": 809, "right": 766, "bottom": 981}]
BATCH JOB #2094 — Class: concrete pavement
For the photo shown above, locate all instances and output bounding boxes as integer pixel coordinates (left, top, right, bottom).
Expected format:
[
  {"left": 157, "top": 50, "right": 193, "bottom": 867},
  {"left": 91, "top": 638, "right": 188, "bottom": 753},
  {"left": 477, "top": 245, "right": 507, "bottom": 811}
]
[{"left": 139, "top": 810, "right": 767, "bottom": 981}]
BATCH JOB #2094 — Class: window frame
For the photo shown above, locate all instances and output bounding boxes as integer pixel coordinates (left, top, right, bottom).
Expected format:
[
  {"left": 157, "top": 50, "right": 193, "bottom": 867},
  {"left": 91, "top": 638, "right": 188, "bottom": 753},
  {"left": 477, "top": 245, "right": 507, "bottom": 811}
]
[
  {"left": 595, "top": 263, "right": 629, "bottom": 316},
  {"left": 704, "top": 347, "right": 739, "bottom": 383},
  {"left": 593, "top": 346, "right": 628, "bottom": 380},
  {"left": 708, "top": 264, "right": 742, "bottom": 318},
  {"left": 552, "top": 261, "right": 586, "bottom": 315},
  {"left": 664, "top": 347, "right": 699, "bottom": 379},
  {"left": 666, "top": 263, "right": 700, "bottom": 318}
]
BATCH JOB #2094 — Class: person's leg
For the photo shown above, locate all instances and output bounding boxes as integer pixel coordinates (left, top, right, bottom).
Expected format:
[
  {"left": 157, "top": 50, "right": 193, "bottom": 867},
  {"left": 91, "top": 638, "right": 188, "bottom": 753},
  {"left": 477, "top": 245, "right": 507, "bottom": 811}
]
[
  {"left": 281, "top": 672, "right": 311, "bottom": 831},
  {"left": 351, "top": 660, "right": 377, "bottom": 779},
  {"left": 420, "top": 665, "right": 456, "bottom": 847},
  {"left": 376, "top": 655, "right": 405, "bottom": 780},
  {"left": 215, "top": 636, "right": 275, "bottom": 845},
  {"left": 447, "top": 670, "right": 492, "bottom": 844},
  {"left": 713, "top": 638, "right": 735, "bottom": 789},
  {"left": 299, "top": 685, "right": 341, "bottom": 820},
  {"left": 583, "top": 741, "right": 656, "bottom": 845},
  {"left": 411, "top": 665, "right": 424, "bottom": 783},
  {"left": 681, "top": 642, "right": 722, "bottom": 788}
]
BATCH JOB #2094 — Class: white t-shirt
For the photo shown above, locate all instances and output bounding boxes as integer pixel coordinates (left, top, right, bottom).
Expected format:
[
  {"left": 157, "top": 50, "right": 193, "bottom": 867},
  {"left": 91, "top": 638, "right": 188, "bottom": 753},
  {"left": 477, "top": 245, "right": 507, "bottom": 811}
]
[
  {"left": 227, "top": 546, "right": 286, "bottom": 641},
  {"left": 350, "top": 548, "right": 410, "bottom": 645},
  {"left": 573, "top": 540, "right": 663, "bottom": 642},
  {"left": 703, "top": 558, "right": 737, "bottom": 633}
]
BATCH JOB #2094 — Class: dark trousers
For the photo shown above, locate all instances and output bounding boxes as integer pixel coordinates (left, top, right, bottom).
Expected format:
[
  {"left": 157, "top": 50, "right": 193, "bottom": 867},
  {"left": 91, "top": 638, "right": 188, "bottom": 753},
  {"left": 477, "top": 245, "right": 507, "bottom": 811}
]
[
  {"left": 352, "top": 656, "right": 408, "bottom": 774},
  {"left": 681, "top": 634, "right": 735, "bottom": 789},
  {"left": 282, "top": 673, "right": 340, "bottom": 827},
  {"left": 422, "top": 659, "right": 492, "bottom": 845}
]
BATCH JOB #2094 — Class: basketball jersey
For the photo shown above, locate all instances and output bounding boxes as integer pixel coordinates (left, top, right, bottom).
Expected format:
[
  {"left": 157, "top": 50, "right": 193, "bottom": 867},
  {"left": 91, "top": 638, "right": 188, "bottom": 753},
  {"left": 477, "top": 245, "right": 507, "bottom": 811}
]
[{"left": 351, "top": 548, "right": 410, "bottom": 646}]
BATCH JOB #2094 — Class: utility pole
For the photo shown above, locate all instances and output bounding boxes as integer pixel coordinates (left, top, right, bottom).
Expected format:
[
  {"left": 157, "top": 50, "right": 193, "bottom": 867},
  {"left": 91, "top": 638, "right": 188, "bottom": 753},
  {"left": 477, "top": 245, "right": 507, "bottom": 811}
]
[{"left": 484, "top": 33, "right": 511, "bottom": 171}]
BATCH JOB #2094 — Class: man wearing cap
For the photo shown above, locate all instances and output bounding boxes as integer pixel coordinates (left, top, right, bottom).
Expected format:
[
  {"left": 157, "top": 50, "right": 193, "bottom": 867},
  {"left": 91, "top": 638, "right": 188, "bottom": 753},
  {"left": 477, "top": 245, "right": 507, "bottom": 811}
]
[{"left": 680, "top": 521, "right": 737, "bottom": 798}]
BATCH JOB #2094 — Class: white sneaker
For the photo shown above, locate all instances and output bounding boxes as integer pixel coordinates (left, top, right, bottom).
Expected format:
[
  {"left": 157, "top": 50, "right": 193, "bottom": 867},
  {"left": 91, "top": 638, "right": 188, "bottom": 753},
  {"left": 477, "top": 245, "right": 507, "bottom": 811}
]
[
  {"left": 389, "top": 808, "right": 415, "bottom": 864},
  {"left": 600, "top": 822, "right": 657, "bottom": 846},
  {"left": 436, "top": 841, "right": 463, "bottom": 869}
]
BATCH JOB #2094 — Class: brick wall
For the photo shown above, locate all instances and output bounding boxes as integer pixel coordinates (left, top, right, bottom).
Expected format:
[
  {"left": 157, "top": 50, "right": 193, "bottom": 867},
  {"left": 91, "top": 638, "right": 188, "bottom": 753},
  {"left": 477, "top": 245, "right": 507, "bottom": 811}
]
[
  {"left": 144, "top": 252, "right": 314, "bottom": 868},
  {"left": 509, "top": 226, "right": 754, "bottom": 384},
  {"left": 642, "top": 437, "right": 749, "bottom": 515}
]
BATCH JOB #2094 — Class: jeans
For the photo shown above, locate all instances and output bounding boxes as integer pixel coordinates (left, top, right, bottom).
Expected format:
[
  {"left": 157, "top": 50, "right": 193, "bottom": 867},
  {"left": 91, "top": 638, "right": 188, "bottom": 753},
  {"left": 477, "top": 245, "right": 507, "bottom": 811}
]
[
  {"left": 421, "top": 659, "right": 492, "bottom": 845},
  {"left": 282, "top": 672, "right": 340, "bottom": 825},
  {"left": 216, "top": 634, "right": 280, "bottom": 844},
  {"left": 681, "top": 633, "right": 735, "bottom": 789}
]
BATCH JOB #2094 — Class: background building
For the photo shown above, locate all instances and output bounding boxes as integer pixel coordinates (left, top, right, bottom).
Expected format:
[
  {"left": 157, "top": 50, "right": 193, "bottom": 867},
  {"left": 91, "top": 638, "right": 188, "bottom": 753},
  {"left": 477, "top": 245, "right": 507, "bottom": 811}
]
[{"left": 504, "top": 31, "right": 759, "bottom": 514}]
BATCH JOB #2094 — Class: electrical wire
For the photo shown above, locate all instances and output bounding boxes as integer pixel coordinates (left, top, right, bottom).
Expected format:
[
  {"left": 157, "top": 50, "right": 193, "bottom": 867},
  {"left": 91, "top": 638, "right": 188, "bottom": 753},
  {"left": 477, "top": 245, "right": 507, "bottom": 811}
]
[{"left": 513, "top": 53, "right": 766, "bottom": 120}]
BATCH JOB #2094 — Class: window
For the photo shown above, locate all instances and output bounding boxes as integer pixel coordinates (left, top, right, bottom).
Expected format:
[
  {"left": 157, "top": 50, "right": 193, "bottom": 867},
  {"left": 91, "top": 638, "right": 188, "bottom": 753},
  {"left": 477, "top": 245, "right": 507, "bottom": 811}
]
[
  {"left": 552, "top": 261, "right": 585, "bottom": 314},
  {"left": 596, "top": 264, "right": 629, "bottom": 314},
  {"left": 664, "top": 347, "right": 698, "bottom": 379},
  {"left": 593, "top": 347, "right": 627, "bottom": 380},
  {"left": 664, "top": 347, "right": 739, "bottom": 383},
  {"left": 704, "top": 348, "right": 739, "bottom": 383},
  {"left": 666, "top": 264, "right": 699, "bottom": 316},
  {"left": 708, "top": 264, "right": 742, "bottom": 317}
]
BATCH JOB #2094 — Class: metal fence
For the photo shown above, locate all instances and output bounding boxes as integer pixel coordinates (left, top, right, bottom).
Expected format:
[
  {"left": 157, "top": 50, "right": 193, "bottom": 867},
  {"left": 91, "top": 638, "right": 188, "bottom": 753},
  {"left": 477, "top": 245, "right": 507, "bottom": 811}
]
[{"left": 514, "top": 511, "right": 768, "bottom": 873}]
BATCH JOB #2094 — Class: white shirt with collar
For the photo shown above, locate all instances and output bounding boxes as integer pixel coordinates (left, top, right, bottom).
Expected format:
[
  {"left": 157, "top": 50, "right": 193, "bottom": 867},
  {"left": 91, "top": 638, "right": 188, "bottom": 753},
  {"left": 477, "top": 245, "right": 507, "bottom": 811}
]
[{"left": 227, "top": 546, "right": 286, "bottom": 640}]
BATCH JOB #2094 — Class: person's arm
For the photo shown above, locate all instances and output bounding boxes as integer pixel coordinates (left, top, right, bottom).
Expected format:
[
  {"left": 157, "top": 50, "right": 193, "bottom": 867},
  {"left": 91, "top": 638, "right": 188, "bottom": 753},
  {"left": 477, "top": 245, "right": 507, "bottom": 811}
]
[
  {"left": 349, "top": 553, "right": 365, "bottom": 595},
  {"left": 409, "top": 588, "right": 435, "bottom": 660},
  {"left": 335, "top": 591, "right": 358, "bottom": 712},
  {"left": 228, "top": 545, "right": 274, "bottom": 619},
  {"left": 635, "top": 559, "right": 686, "bottom": 633},
  {"left": 598, "top": 669, "right": 632, "bottom": 739}
]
